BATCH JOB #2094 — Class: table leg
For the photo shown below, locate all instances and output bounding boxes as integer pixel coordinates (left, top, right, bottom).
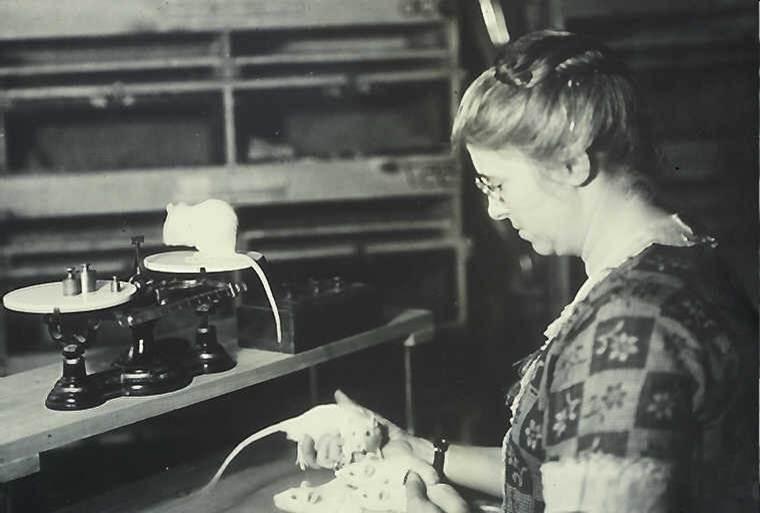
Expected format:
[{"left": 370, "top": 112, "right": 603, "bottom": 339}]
[
  {"left": 308, "top": 366, "right": 319, "bottom": 405},
  {"left": 0, "top": 482, "right": 8, "bottom": 513},
  {"left": 403, "top": 335, "right": 416, "bottom": 435},
  {"left": 0, "top": 476, "right": 42, "bottom": 513},
  {"left": 0, "top": 304, "right": 7, "bottom": 377}
]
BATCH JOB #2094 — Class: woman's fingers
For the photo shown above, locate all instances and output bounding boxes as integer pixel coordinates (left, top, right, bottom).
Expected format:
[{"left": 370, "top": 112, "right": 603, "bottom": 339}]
[
  {"left": 405, "top": 471, "right": 444, "bottom": 513},
  {"left": 427, "top": 484, "right": 470, "bottom": 513},
  {"left": 383, "top": 439, "right": 414, "bottom": 458},
  {"left": 403, "top": 456, "right": 440, "bottom": 486},
  {"left": 315, "top": 433, "right": 343, "bottom": 469},
  {"left": 405, "top": 472, "right": 471, "bottom": 513}
]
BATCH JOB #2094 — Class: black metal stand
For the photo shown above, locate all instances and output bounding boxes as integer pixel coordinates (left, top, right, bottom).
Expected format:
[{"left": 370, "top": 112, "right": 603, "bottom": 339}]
[
  {"left": 114, "top": 320, "right": 193, "bottom": 396},
  {"left": 192, "top": 304, "right": 236, "bottom": 375},
  {"left": 23, "top": 238, "right": 246, "bottom": 412},
  {"left": 44, "top": 310, "right": 105, "bottom": 411}
]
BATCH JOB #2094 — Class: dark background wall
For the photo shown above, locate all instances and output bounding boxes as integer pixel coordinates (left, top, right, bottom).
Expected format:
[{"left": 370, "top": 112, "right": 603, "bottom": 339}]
[{"left": 435, "top": 0, "right": 758, "bottom": 446}]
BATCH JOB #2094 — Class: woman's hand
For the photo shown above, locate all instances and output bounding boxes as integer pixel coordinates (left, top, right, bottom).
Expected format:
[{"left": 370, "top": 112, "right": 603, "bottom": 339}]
[{"left": 405, "top": 471, "right": 470, "bottom": 513}]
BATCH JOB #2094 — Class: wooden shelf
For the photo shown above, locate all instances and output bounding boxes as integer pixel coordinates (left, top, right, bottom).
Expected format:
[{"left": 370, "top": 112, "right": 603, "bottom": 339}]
[
  {"left": 234, "top": 48, "right": 451, "bottom": 66},
  {"left": 0, "top": 1, "right": 445, "bottom": 41},
  {"left": 2, "top": 68, "right": 451, "bottom": 102},
  {"left": 239, "top": 219, "right": 452, "bottom": 241},
  {"left": 229, "top": 74, "right": 348, "bottom": 91},
  {"left": 0, "top": 157, "right": 458, "bottom": 218},
  {"left": 0, "top": 57, "right": 221, "bottom": 77},
  {"left": 1, "top": 237, "right": 467, "bottom": 281},
  {"left": 0, "top": 308, "right": 434, "bottom": 482},
  {"left": 0, "top": 220, "right": 453, "bottom": 260}
]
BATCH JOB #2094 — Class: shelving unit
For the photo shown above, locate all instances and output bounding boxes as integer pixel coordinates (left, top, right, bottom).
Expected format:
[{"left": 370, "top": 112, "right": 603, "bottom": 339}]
[{"left": 0, "top": 0, "right": 467, "bottom": 374}]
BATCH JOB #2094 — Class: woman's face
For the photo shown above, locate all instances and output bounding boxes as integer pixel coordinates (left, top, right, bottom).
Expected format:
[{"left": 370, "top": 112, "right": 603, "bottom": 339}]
[{"left": 467, "top": 144, "right": 582, "bottom": 256}]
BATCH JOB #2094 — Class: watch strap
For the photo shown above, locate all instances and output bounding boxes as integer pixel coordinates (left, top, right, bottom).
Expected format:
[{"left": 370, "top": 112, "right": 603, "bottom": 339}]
[{"left": 432, "top": 437, "right": 449, "bottom": 477}]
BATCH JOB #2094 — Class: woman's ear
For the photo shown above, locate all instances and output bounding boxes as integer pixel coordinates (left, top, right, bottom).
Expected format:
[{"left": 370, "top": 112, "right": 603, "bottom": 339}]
[{"left": 551, "top": 152, "right": 591, "bottom": 187}]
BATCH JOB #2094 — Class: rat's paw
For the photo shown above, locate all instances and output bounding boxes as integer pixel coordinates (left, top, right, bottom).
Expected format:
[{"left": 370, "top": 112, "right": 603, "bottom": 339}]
[{"left": 296, "top": 435, "right": 318, "bottom": 470}]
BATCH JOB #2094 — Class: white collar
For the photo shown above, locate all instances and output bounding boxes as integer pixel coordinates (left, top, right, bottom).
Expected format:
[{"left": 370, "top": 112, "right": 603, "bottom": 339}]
[
  {"left": 582, "top": 213, "right": 697, "bottom": 279},
  {"left": 509, "top": 213, "right": 704, "bottom": 423},
  {"left": 543, "top": 213, "right": 699, "bottom": 340}
]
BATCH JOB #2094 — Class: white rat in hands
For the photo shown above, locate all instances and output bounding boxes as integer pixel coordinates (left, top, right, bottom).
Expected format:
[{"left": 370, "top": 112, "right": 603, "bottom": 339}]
[
  {"left": 162, "top": 198, "right": 282, "bottom": 343},
  {"left": 200, "top": 404, "right": 386, "bottom": 493}
]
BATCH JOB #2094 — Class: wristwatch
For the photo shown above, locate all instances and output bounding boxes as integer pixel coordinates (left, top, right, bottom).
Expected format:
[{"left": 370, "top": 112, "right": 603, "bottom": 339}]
[{"left": 432, "top": 437, "right": 449, "bottom": 477}]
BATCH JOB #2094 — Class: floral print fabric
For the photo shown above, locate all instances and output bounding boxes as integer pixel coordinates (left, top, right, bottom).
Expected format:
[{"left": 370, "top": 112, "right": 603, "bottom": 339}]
[{"left": 502, "top": 243, "right": 758, "bottom": 513}]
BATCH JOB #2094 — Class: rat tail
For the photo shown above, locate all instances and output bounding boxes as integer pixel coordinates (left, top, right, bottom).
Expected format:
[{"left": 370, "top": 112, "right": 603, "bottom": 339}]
[
  {"left": 200, "top": 423, "right": 283, "bottom": 493},
  {"left": 243, "top": 253, "right": 282, "bottom": 344}
]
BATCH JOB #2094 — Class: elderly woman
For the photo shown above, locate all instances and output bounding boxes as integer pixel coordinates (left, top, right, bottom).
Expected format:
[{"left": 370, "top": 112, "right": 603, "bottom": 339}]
[{"left": 306, "top": 30, "right": 758, "bottom": 513}]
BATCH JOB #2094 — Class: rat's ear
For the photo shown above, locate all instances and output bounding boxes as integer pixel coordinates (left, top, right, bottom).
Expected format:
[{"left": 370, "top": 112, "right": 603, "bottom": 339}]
[{"left": 166, "top": 203, "right": 174, "bottom": 213}]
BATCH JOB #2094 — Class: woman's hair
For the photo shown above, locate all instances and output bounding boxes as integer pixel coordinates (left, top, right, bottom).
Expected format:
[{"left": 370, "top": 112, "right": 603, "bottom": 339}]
[{"left": 452, "top": 30, "right": 657, "bottom": 178}]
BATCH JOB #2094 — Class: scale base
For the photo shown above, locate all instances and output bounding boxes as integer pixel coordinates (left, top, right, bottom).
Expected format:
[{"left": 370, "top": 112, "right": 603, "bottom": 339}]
[
  {"left": 46, "top": 375, "right": 105, "bottom": 411},
  {"left": 114, "top": 343, "right": 193, "bottom": 397},
  {"left": 194, "top": 325, "right": 236, "bottom": 374}
]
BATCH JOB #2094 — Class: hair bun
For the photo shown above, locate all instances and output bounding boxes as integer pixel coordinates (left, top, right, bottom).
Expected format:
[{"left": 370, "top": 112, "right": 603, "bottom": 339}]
[
  {"left": 494, "top": 60, "right": 534, "bottom": 88},
  {"left": 554, "top": 48, "right": 606, "bottom": 73},
  {"left": 493, "top": 31, "right": 621, "bottom": 88}
]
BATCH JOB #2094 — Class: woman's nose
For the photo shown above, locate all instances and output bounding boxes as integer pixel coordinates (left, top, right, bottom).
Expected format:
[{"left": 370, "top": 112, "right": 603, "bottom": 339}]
[{"left": 487, "top": 197, "right": 510, "bottom": 221}]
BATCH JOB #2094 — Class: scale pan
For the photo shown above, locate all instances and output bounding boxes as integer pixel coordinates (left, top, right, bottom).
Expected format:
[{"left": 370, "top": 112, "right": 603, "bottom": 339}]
[
  {"left": 3, "top": 281, "right": 136, "bottom": 314},
  {"left": 144, "top": 250, "right": 251, "bottom": 273}
]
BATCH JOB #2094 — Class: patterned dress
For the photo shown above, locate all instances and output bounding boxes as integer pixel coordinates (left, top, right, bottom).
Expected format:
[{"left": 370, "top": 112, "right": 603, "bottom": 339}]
[{"left": 502, "top": 242, "right": 758, "bottom": 513}]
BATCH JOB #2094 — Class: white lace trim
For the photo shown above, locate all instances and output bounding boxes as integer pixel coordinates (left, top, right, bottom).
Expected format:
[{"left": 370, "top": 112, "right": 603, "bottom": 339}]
[
  {"left": 541, "top": 454, "right": 673, "bottom": 513},
  {"left": 508, "top": 214, "right": 701, "bottom": 428},
  {"left": 545, "top": 213, "right": 699, "bottom": 341},
  {"left": 501, "top": 428, "right": 509, "bottom": 501}
]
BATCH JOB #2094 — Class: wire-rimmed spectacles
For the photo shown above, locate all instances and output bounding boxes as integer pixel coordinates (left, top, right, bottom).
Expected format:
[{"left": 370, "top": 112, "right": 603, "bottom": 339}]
[{"left": 474, "top": 174, "right": 504, "bottom": 201}]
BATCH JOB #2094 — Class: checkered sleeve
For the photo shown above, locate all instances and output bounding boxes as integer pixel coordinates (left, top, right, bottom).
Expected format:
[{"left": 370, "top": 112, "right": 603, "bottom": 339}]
[{"left": 538, "top": 294, "right": 736, "bottom": 513}]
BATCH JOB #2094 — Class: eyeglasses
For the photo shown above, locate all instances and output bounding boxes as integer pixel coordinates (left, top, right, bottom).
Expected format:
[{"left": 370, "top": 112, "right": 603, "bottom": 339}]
[{"left": 474, "top": 174, "right": 504, "bottom": 201}]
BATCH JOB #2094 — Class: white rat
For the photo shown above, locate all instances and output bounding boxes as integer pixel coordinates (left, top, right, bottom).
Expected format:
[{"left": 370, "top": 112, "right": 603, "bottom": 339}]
[
  {"left": 163, "top": 199, "right": 238, "bottom": 256},
  {"left": 162, "top": 198, "right": 282, "bottom": 343},
  {"left": 201, "top": 404, "right": 385, "bottom": 493}
]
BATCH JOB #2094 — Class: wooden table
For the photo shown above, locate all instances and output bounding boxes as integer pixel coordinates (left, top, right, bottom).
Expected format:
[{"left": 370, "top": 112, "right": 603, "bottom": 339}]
[
  {"left": 0, "top": 309, "right": 434, "bottom": 511},
  {"left": 53, "top": 444, "right": 343, "bottom": 513},
  {"left": 47, "top": 438, "right": 500, "bottom": 513}
]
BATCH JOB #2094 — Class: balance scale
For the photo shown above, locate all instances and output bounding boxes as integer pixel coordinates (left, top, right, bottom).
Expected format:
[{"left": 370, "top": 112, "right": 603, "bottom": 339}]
[{"left": 2, "top": 238, "right": 252, "bottom": 411}]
